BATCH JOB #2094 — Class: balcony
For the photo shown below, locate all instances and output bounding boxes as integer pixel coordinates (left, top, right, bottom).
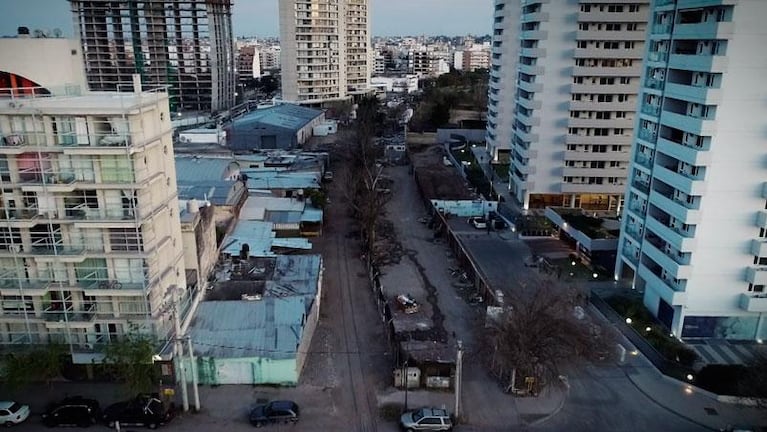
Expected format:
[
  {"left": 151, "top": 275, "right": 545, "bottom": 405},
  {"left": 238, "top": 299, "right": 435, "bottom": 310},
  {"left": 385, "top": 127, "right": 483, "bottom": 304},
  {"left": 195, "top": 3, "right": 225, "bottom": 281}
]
[
  {"left": 631, "top": 179, "right": 651, "bottom": 196},
  {"left": 520, "top": 48, "right": 546, "bottom": 58},
  {"left": 518, "top": 63, "right": 544, "bottom": 75},
  {"left": 576, "top": 30, "right": 646, "bottom": 41},
  {"left": 739, "top": 293, "right": 767, "bottom": 313},
  {"left": 660, "top": 111, "right": 717, "bottom": 137},
  {"left": 674, "top": 21, "right": 734, "bottom": 40},
  {"left": 649, "top": 190, "right": 702, "bottom": 224},
  {"left": 573, "top": 48, "right": 644, "bottom": 59},
  {"left": 42, "top": 303, "right": 96, "bottom": 324},
  {"left": 641, "top": 103, "right": 661, "bottom": 117},
  {"left": 650, "top": 23, "right": 672, "bottom": 36},
  {"left": 757, "top": 211, "right": 767, "bottom": 229},
  {"left": 645, "top": 215, "right": 697, "bottom": 252},
  {"left": 668, "top": 54, "right": 729, "bottom": 73},
  {"left": 652, "top": 165, "right": 707, "bottom": 196},
  {"left": 624, "top": 224, "right": 644, "bottom": 243},
  {"left": 570, "top": 83, "right": 635, "bottom": 94},
  {"left": 655, "top": 137, "right": 712, "bottom": 166},
  {"left": 568, "top": 117, "right": 635, "bottom": 129},
  {"left": 514, "top": 128, "right": 539, "bottom": 143},
  {"left": 521, "top": 12, "right": 549, "bottom": 22},
  {"left": 641, "top": 241, "right": 693, "bottom": 280},
  {"left": 565, "top": 134, "right": 633, "bottom": 146},
  {"left": 569, "top": 100, "right": 636, "bottom": 111},
  {"left": 516, "top": 111, "right": 541, "bottom": 127},
  {"left": 763, "top": 182, "right": 767, "bottom": 199},
  {"left": 562, "top": 167, "right": 626, "bottom": 178},
  {"left": 560, "top": 182, "right": 626, "bottom": 194},
  {"left": 647, "top": 51, "right": 669, "bottom": 65},
  {"left": 578, "top": 11, "right": 648, "bottom": 23},
  {"left": 637, "top": 128, "right": 657, "bottom": 143},
  {"left": 622, "top": 245, "right": 640, "bottom": 267},
  {"left": 663, "top": 82, "right": 722, "bottom": 105},
  {"left": 751, "top": 239, "right": 767, "bottom": 257},
  {"left": 518, "top": 79, "right": 543, "bottom": 93},
  {"left": 645, "top": 77, "right": 665, "bottom": 90},
  {"left": 81, "top": 279, "right": 148, "bottom": 296},
  {"left": 634, "top": 152, "right": 654, "bottom": 170},
  {"left": 638, "top": 264, "right": 688, "bottom": 306},
  {"left": 521, "top": 30, "right": 548, "bottom": 40},
  {"left": 516, "top": 96, "right": 542, "bottom": 110},
  {"left": 745, "top": 267, "right": 767, "bottom": 285},
  {"left": 572, "top": 65, "right": 641, "bottom": 77}
]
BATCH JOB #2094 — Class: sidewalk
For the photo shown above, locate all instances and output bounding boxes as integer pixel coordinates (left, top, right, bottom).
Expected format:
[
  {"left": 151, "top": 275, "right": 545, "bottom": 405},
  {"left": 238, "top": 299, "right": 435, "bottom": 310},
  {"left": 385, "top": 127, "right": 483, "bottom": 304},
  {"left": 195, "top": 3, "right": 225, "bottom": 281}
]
[{"left": 608, "top": 318, "right": 767, "bottom": 431}]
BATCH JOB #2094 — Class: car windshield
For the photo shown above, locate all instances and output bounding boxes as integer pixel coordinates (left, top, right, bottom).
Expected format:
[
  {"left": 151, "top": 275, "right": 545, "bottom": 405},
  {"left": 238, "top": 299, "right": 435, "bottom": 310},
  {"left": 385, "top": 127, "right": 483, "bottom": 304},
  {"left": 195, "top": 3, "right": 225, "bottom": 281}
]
[
  {"left": 8, "top": 403, "right": 21, "bottom": 413},
  {"left": 412, "top": 410, "right": 424, "bottom": 422}
]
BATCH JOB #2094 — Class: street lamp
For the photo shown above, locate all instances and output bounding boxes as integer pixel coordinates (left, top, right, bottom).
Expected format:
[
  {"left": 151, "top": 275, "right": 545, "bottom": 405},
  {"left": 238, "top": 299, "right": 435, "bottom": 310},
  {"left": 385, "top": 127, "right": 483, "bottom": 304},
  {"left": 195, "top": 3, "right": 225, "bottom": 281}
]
[
  {"left": 686, "top": 374, "right": 694, "bottom": 381},
  {"left": 645, "top": 326, "right": 652, "bottom": 332},
  {"left": 592, "top": 272, "right": 598, "bottom": 279},
  {"left": 625, "top": 318, "right": 633, "bottom": 324}
]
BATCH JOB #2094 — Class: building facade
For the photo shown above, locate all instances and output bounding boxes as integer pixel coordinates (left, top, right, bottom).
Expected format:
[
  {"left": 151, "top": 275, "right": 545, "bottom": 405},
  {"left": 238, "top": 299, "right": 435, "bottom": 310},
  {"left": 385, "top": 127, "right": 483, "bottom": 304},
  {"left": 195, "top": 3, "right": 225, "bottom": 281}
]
[
  {"left": 70, "top": 0, "right": 236, "bottom": 113},
  {"left": 279, "top": 0, "right": 370, "bottom": 104},
  {"left": 0, "top": 85, "right": 188, "bottom": 361},
  {"left": 616, "top": 0, "right": 767, "bottom": 341},
  {"left": 487, "top": 0, "right": 649, "bottom": 212}
]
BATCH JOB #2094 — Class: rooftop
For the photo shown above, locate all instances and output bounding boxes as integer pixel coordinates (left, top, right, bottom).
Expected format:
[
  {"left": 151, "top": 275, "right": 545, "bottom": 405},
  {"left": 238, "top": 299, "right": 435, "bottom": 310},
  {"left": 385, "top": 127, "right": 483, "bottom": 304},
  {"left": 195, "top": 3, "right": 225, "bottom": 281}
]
[
  {"left": 0, "top": 87, "right": 169, "bottom": 115},
  {"left": 175, "top": 156, "right": 240, "bottom": 183},
  {"left": 220, "top": 220, "right": 312, "bottom": 256}
]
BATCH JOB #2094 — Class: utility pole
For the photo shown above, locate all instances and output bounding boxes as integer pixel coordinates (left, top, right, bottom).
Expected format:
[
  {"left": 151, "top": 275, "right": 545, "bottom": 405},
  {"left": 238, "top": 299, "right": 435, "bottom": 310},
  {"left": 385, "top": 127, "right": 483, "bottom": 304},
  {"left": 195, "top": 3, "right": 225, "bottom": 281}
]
[
  {"left": 186, "top": 336, "right": 201, "bottom": 412},
  {"left": 454, "top": 340, "right": 463, "bottom": 421},
  {"left": 172, "top": 290, "right": 189, "bottom": 412}
]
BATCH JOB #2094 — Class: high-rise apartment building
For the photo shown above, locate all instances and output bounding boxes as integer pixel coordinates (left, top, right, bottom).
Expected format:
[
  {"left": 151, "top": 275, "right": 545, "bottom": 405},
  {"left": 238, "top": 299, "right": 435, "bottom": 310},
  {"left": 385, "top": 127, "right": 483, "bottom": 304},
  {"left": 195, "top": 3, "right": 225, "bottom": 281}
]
[
  {"left": 70, "top": 0, "right": 236, "bottom": 113},
  {"left": 616, "top": 0, "right": 767, "bottom": 341},
  {"left": 279, "top": 0, "right": 371, "bottom": 104},
  {"left": 0, "top": 83, "right": 188, "bottom": 361},
  {"left": 487, "top": 0, "right": 649, "bottom": 211},
  {"left": 346, "top": 0, "right": 372, "bottom": 93}
]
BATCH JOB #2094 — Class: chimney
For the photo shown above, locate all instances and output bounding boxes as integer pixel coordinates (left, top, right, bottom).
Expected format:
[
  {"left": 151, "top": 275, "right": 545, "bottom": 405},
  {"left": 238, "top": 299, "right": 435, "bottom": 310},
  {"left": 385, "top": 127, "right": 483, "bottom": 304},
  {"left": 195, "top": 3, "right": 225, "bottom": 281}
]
[{"left": 132, "top": 74, "right": 142, "bottom": 93}]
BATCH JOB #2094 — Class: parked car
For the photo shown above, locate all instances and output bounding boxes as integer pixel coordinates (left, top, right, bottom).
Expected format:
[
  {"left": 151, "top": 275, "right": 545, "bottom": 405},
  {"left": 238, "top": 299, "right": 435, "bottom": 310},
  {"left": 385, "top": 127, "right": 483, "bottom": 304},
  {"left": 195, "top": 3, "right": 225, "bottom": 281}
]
[
  {"left": 102, "top": 394, "right": 172, "bottom": 429},
  {"left": 399, "top": 407, "right": 452, "bottom": 431},
  {"left": 249, "top": 400, "right": 300, "bottom": 428},
  {"left": 468, "top": 216, "right": 487, "bottom": 229},
  {"left": 42, "top": 396, "right": 100, "bottom": 427},
  {"left": 0, "top": 401, "right": 30, "bottom": 427}
]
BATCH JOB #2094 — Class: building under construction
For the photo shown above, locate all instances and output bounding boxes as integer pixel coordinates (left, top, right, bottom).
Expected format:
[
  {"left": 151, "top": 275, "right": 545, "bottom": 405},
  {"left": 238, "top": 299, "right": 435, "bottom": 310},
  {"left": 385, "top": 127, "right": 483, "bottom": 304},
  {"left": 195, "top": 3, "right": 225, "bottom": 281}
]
[{"left": 70, "top": 0, "right": 236, "bottom": 113}]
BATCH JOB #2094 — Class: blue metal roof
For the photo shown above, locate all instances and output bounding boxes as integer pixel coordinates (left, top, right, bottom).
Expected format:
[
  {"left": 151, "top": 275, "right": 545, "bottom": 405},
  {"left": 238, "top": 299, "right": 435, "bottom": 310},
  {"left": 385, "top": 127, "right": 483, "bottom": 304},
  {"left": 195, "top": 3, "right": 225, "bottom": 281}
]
[
  {"left": 189, "top": 297, "right": 307, "bottom": 359},
  {"left": 231, "top": 104, "right": 323, "bottom": 132},
  {"left": 175, "top": 156, "right": 239, "bottom": 182}
]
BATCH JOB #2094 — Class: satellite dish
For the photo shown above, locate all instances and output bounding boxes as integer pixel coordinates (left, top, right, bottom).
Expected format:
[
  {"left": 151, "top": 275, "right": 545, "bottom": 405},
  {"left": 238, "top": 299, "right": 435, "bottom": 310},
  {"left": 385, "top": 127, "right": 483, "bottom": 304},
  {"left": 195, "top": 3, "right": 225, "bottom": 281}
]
[{"left": 53, "top": 28, "right": 62, "bottom": 38}]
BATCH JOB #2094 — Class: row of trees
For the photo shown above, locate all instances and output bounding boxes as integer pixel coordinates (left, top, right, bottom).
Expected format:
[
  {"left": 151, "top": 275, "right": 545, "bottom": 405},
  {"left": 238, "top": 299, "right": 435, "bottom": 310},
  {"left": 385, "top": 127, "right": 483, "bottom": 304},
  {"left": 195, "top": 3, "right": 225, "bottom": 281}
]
[
  {"left": 1, "top": 332, "right": 160, "bottom": 396},
  {"left": 410, "top": 69, "right": 489, "bottom": 131}
]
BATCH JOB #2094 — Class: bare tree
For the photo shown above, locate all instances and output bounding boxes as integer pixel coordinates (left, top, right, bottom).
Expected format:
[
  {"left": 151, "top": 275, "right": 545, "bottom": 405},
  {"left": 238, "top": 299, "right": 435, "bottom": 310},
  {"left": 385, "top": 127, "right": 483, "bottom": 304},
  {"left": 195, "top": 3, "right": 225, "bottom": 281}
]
[
  {"left": 338, "top": 96, "right": 392, "bottom": 258},
  {"left": 488, "top": 280, "right": 615, "bottom": 394}
]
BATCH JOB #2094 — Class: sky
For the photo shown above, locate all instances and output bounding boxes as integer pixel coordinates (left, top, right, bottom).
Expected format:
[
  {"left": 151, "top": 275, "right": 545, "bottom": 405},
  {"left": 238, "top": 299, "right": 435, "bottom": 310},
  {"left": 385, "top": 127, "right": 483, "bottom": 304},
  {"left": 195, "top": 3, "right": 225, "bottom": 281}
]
[{"left": 0, "top": 0, "right": 493, "bottom": 38}]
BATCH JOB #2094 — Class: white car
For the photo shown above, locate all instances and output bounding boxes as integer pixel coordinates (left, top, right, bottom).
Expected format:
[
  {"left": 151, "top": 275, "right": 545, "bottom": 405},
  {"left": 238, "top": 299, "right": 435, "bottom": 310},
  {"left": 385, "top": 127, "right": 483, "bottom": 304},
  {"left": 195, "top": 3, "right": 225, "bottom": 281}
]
[
  {"left": 468, "top": 216, "right": 487, "bottom": 229},
  {"left": 0, "top": 401, "right": 30, "bottom": 426}
]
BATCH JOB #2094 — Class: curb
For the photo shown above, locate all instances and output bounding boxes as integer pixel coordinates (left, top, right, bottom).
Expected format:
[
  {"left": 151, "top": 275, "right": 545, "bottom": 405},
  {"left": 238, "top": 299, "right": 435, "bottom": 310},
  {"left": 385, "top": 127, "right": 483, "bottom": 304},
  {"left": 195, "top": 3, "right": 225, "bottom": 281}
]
[{"left": 525, "top": 378, "right": 570, "bottom": 427}]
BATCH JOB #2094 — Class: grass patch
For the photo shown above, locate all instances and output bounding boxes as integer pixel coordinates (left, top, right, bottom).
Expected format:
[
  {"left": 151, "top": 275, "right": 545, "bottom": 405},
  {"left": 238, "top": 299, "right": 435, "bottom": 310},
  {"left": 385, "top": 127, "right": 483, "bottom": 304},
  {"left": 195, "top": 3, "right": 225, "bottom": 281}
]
[
  {"left": 606, "top": 296, "right": 698, "bottom": 367},
  {"left": 516, "top": 215, "right": 554, "bottom": 236}
]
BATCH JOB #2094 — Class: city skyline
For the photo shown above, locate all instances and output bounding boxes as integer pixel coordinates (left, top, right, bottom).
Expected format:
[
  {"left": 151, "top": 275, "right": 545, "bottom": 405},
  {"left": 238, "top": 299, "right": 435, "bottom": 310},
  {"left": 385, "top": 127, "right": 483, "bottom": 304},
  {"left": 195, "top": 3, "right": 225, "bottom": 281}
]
[{"left": 0, "top": 0, "right": 494, "bottom": 38}]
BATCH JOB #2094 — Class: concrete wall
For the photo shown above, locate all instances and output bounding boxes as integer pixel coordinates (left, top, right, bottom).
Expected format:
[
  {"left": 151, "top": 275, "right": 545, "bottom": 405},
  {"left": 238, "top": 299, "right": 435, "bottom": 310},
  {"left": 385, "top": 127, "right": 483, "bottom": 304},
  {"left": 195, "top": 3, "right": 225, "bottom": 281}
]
[
  {"left": 193, "top": 356, "right": 298, "bottom": 385},
  {"left": 431, "top": 199, "right": 498, "bottom": 218}
]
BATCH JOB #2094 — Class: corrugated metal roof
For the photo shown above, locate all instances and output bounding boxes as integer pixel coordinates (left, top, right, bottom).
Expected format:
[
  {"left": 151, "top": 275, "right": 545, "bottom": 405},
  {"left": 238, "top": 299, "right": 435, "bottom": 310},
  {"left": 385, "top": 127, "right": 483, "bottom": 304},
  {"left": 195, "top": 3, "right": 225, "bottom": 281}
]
[
  {"left": 189, "top": 297, "right": 306, "bottom": 359},
  {"left": 245, "top": 172, "right": 321, "bottom": 190},
  {"left": 266, "top": 211, "right": 302, "bottom": 224},
  {"left": 177, "top": 181, "right": 240, "bottom": 206},
  {"left": 301, "top": 208, "right": 323, "bottom": 223},
  {"left": 222, "top": 220, "right": 312, "bottom": 256},
  {"left": 175, "top": 156, "right": 239, "bottom": 182},
  {"left": 231, "top": 104, "right": 323, "bottom": 132},
  {"left": 241, "top": 196, "right": 306, "bottom": 220}
]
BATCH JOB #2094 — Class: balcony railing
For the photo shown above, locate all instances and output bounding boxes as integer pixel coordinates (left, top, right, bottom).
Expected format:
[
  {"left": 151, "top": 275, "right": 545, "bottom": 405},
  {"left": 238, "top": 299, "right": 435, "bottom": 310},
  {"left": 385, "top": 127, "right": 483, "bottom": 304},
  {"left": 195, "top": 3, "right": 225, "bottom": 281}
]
[
  {"left": 42, "top": 303, "right": 96, "bottom": 323},
  {"left": 648, "top": 51, "right": 669, "bottom": 63},
  {"left": 635, "top": 153, "right": 654, "bottom": 168},
  {"left": 651, "top": 23, "right": 671, "bottom": 34},
  {"left": 645, "top": 77, "right": 664, "bottom": 90},
  {"left": 641, "top": 104, "right": 661, "bottom": 116},
  {"left": 638, "top": 128, "right": 657, "bottom": 142},
  {"left": 632, "top": 179, "right": 651, "bottom": 194}
]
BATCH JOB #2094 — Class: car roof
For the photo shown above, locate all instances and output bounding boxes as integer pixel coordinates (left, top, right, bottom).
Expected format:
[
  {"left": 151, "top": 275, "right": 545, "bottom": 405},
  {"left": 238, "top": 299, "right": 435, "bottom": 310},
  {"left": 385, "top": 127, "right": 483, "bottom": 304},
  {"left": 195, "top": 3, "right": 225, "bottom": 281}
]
[
  {"left": 0, "top": 401, "right": 16, "bottom": 409},
  {"left": 420, "top": 407, "right": 449, "bottom": 417},
  {"left": 269, "top": 400, "right": 298, "bottom": 409}
]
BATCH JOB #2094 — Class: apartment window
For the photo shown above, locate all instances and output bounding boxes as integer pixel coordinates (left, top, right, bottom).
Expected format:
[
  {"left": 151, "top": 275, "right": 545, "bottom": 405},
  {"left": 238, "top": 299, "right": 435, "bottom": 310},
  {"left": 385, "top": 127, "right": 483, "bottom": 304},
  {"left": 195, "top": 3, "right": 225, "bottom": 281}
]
[
  {"left": 590, "top": 161, "right": 605, "bottom": 168},
  {"left": 592, "top": 145, "right": 607, "bottom": 153},
  {"left": 605, "top": 24, "right": 620, "bottom": 31},
  {"left": 579, "top": 23, "right": 589, "bottom": 31},
  {"left": 607, "top": 5, "right": 624, "bottom": 13},
  {"left": 615, "top": 112, "right": 627, "bottom": 118},
  {"left": 629, "top": 5, "right": 639, "bottom": 12},
  {"left": 564, "top": 177, "right": 573, "bottom": 183},
  {"left": 1, "top": 295, "right": 33, "bottom": 313},
  {"left": 760, "top": 228, "right": 767, "bottom": 239},
  {"left": 754, "top": 257, "right": 767, "bottom": 265},
  {"left": 612, "top": 145, "right": 622, "bottom": 151},
  {"left": 599, "top": 77, "right": 615, "bottom": 85},
  {"left": 604, "top": 42, "right": 620, "bottom": 50},
  {"left": 109, "top": 228, "right": 142, "bottom": 252},
  {"left": 596, "top": 112, "right": 610, "bottom": 120},
  {"left": 577, "top": 41, "right": 588, "bottom": 49},
  {"left": 749, "top": 284, "right": 765, "bottom": 293},
  {"left": 626, "top": 23, "right": 638, "bottom": 31},
  {"left": 610, "top": 161, "right": 621, "bottom": 167},
  {"left": 580, "top": 4, "right": 591, "bottom": 12},
  {"left": 597, "top": 95, "right": 614, "bottom": 102},
  {"left": 594, "top": 129, "right": 609, "bottom": 136}
]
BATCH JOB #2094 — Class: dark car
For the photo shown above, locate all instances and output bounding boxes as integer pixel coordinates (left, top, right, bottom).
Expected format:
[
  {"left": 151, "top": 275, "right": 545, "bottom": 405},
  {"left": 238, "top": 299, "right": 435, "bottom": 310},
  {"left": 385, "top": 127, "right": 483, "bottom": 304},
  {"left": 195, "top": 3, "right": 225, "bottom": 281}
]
[
  {"left": 42, "top": 396, "right": 100, "bottom": 427},
  {"left": 249, "top": 400, "right": 300, "bottom": 428},
  {"left": 102, "top": 394, "right": 172, "bottom": 429}
]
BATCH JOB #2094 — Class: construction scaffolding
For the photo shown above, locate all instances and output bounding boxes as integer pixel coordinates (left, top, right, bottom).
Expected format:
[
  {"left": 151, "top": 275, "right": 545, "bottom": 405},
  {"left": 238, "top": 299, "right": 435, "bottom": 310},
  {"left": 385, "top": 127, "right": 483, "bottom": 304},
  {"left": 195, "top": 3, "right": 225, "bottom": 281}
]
[{"left": 70, "top": 0, "right": 236, "bottom": 113}]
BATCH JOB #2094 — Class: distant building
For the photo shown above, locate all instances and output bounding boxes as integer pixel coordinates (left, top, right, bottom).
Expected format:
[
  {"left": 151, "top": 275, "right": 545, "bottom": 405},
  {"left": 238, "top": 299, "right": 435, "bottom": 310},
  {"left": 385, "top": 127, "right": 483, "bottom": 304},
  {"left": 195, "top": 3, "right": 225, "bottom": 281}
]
[
  {"left": 461, "top": 48, "right": 490, "bottom": 72},
  {"left": 279, "top": 0, "right": 371, "bottom": 104},
  {"left": 70, "top": 0, "right": 236, "bottom": 113},
  {"left": 487, "top": 0, "right": 649, "bottom": 212},
  {"left": 238, "top": 46, "right": 262, "bottom": 82}
]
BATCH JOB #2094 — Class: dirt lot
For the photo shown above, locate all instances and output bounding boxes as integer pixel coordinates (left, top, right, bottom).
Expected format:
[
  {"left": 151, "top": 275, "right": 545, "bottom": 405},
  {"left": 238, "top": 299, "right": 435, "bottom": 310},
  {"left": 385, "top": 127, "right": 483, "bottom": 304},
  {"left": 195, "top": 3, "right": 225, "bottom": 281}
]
[{"left": 407, "top": 132, "right": 474, "bottom": 201}]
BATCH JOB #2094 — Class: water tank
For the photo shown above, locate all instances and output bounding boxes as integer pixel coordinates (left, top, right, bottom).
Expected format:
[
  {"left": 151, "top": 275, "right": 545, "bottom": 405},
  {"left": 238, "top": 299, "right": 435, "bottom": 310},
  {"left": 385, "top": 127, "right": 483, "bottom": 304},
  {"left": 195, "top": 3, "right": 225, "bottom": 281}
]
[{"left": 186, "top": 199, "right": 199, "bottom": 214}]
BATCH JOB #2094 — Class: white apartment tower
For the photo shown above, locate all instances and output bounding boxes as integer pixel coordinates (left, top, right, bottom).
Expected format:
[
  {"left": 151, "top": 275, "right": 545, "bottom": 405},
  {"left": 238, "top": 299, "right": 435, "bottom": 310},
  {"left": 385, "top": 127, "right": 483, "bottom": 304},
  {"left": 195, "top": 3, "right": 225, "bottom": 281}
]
[
  {"left": 616, "top": 0, "right": 767, "bottom": 341},
  {"left": 0, "top": 84, "right": 188, "bottom": 361},
  {"left": 279, "top": 0, "right": 371, "bottom": 104},
  {"left": 487, "top": 0, "right": 649, "bottom": 211}
]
